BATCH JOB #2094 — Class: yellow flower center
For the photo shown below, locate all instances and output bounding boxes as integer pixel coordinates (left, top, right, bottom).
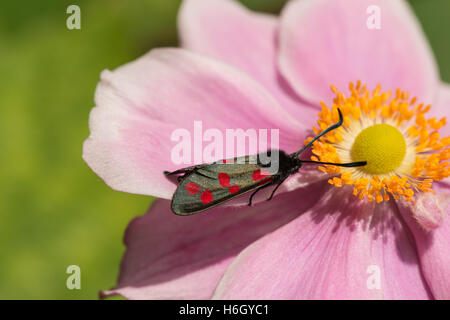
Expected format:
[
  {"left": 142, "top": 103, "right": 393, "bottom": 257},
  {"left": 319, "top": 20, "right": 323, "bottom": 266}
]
[
  {"left": 307, "top": 81, "right": 450, "bottom": 203},
  {"left": 351, "top": 124, "right": 406, "bottom": 174}
]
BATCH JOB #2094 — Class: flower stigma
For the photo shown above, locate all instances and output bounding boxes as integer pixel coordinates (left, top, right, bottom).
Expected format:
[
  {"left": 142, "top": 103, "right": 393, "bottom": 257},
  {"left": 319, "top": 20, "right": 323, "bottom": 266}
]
[
  {"left": 307, "top": 81, "right": 450, "bottom": 203},
  {"left": 351, "top": 123, "right": 406, "bottom": 174}
]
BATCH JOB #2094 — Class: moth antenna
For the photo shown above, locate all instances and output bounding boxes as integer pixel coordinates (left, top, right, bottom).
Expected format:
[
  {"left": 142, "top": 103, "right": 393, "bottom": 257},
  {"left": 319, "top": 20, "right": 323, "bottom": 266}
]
[
  {"left": 300, "top": 160, "right": 367, "bottom": 168},
  {"left": 292, "top": 108, "right": 343, "bottom": 159}
]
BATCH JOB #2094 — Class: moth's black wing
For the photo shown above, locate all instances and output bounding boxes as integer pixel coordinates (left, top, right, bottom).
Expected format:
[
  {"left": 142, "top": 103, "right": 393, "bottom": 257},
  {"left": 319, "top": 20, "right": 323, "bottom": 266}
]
[{"left": 170, "top": 154, "right": 279, "bottom": 215}]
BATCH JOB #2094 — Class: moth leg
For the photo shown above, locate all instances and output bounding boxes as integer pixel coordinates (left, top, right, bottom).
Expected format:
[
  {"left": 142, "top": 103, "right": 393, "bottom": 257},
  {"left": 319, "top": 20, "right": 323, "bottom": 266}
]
[
  {"left": 266, "top": 178, "right": 287, "bottom": 202},
  {"left": 248, "top": 183, "right": 273, "bottom": 207},
  {"left": 194, "top": 171, "right": 215, "bottom": 180},
  {"left": 164, "top": 164, "right": 208, "bottom": 176},
  {"left": 165, "top": 166, "right": 213, "bottom": 184},
  {"left": 164, "top": 168, "right": 195, "bottom": 176},
  {"left": 164, "top": 169, "right": 185, "bottom": 176},
  {"left": 177, "top": 170, "right": 213, "bottom": 183},
  {"left": 164, "top": 167, "right": 214, "bottom": 181}
]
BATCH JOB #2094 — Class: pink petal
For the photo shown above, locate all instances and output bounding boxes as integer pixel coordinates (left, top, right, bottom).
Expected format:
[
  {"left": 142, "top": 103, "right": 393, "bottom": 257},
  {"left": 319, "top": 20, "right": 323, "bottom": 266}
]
[
  {"left": 430, "top": 82, "right": 450, "bottom": 137},
  {"left": 83, "top": 48, "right": 301, "bottom": 199},
  {"left": 279, "top": 0, "right": 439, "bottom": 105},
  {"left": 179, "top": 0, "right": 319, "bottom": 127},
  {"left": 397, "top": 182, "right": 450, "bottom": 299},
  {"left": 408, "top": 192, "right": 446, "bottom": 231},
  {"left": 214, "top": 188, "right": 431, "bottom": 299},
  {"left": 101, "top": 182, "right": 329, "bottom": 300}
]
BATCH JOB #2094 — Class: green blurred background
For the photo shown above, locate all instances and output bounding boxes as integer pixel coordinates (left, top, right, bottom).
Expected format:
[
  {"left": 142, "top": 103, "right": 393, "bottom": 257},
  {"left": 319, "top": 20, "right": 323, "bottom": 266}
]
[{"left": 0, "top": 0, "right": 448, "bottom": 299}]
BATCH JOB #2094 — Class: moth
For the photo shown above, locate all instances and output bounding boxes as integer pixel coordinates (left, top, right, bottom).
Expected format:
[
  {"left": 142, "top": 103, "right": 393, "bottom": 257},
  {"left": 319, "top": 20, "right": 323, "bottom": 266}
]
[{"left": 165, "top": 109, "right": 366, "bottom": 215}]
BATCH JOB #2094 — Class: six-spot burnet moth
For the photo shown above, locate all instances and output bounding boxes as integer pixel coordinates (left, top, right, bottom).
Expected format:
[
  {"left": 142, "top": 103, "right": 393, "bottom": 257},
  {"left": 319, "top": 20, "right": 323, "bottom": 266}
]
[{"left": 164, "top": 108, "right": 367, "bottom": 215}]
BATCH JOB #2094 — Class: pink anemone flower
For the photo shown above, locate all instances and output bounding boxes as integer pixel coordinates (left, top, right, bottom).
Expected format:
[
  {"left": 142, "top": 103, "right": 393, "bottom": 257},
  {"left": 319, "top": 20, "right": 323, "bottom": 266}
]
[{"left": 83, "top": 0, "right": 450, "bottom": 299}]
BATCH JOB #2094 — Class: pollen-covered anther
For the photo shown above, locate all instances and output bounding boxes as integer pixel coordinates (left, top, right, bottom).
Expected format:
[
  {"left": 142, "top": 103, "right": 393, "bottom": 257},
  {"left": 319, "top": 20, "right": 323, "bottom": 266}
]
[{"left": 311, "top": 81, "right": 450, "bottom": 203}]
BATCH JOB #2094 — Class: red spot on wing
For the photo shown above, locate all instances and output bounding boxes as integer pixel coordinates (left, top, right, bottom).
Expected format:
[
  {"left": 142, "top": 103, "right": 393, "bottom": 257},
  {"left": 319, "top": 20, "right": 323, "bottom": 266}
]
[
  {"left": 201, "top": 191, "right": 213, "bottom": 204},
  {"left": 218, "top": 173, "right": 230, "bottom": 187},
  {"left": 228, "top": 185, "right": 240, "bottom": 194},
  {"left": 252, "top": 169, "right": 271, "bottom": 181},
  {"left": 185, "top": 182, "right": 200, "bottom": 195}
]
